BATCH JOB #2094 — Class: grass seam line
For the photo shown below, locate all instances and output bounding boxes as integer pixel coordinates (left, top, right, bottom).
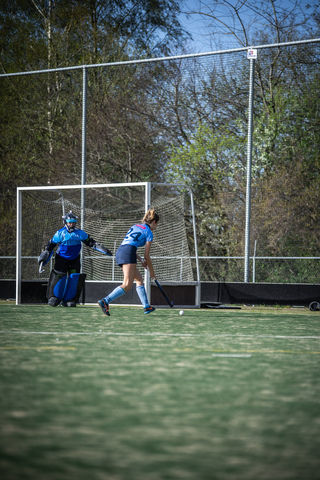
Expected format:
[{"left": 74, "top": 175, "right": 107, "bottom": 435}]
[{"left": 1, "top": 331, "right": 320, "bottom": 340}]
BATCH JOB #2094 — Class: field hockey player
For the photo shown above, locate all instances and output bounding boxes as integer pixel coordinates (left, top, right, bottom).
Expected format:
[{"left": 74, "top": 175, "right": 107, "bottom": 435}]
[{"left": 98, "top": 208, "right": 159, "bottom": 316}]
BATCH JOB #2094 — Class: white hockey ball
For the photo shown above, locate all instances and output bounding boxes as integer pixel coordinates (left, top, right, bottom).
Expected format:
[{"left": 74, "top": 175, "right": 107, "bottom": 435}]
[{"left": 179, "top": 310, "right": 184, "bottom": 315}]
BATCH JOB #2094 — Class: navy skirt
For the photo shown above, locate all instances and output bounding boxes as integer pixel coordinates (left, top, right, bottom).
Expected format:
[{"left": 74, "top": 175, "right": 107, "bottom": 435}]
[{"left": 116, "top": 244, "right": 137, "bottom": 266}]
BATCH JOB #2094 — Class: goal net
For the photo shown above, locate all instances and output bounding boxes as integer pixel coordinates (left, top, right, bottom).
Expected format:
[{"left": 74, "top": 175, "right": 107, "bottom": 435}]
[{"left": 16, "top": 182, "right": 199, "bottom": 303}]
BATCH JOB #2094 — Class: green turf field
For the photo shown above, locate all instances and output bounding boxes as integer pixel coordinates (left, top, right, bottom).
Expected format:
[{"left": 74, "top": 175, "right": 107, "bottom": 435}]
[{"left": 0, "top": 303, "right": 319, "bottom": 480}]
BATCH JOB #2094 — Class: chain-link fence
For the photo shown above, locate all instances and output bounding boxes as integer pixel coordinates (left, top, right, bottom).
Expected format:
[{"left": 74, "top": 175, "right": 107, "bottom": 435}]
[
  {"left": 1, "top": 39, "right": 320, "bottom": 286},
  {"left": 2, "top": 255, "right": 320, "bottom": 284}
]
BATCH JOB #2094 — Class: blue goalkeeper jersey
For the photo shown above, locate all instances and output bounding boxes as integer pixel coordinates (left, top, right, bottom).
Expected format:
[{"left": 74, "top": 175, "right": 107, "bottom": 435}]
[
  {"left": 120, "top": 223, "right": 153, "bottom": 248},
  {"left": 51, "top": 227, "right": 89, "bottom": 260}
]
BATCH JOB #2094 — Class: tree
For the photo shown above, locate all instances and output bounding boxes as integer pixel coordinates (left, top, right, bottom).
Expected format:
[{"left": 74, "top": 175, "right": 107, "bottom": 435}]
[
  {"left": 166, "top": 123, "right": 247, "bottom": 256},
  {"left": 0, "top": 0, "right": 188, "bottom": 257},
  {"left": 160, "top": 1, "right": 320, "bottom": 283}
]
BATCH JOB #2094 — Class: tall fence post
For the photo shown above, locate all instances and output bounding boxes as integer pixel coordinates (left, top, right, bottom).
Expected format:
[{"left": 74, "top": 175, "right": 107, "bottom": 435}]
[
  {"left": 80, "top": 67, "right": 87, "bottom": 274},
  {"left": 145, "top": 182, "right": 152, "bottom": 301},
  {"left": 244, "top": 48, "right": 256, "bottom": 283}
]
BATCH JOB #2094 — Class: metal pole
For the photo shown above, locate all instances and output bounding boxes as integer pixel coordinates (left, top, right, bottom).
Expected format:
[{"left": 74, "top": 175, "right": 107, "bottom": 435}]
[
  {"left": 2, "top": 38, "right": 319, "bottom": 79},
  {"left": 244, "top": 53, "right": 256, "bottom": 282},
  {"left": 80, "top": 67, "right": 87, "bottom": 273},
  {"left": 16, "top": 189, "right": 22, "bottom": 305},
  {"left": 145, "top": 182, "right": 151, "bottom": 301},
  {"left": 253, "top": 239, "right": 257, "bottom": 283},
  {"left": 189, "top": 187, "right": 201, "bottom": 307}
]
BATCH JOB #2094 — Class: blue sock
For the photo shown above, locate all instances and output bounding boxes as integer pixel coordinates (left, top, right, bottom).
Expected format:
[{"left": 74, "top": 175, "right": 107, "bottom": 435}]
[
  {"left": 136, "top": 285, "right": 150, "bottom": 308},
  {"left": 105, "top": 286, "right": 125, "bottom": 304}
]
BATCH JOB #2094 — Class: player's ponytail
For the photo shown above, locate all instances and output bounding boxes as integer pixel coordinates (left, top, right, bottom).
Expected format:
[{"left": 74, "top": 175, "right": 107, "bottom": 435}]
[{"left": 143, "top": 208, "right": 159, "bottom": 225}]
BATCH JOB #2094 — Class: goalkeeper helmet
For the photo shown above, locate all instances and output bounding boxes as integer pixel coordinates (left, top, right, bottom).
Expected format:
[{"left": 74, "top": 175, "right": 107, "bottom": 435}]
[{"left": 63, "top": 211, "right": 78, "bottom": 232}]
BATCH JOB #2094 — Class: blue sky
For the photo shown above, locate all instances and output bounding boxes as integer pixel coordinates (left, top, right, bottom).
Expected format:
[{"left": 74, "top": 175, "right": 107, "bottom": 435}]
[
  {"left": 178, "top": 0, "right": 319, "bottom": 54},
  {"left": 179, "top": 1, "right": 214, "bottom": 53}
]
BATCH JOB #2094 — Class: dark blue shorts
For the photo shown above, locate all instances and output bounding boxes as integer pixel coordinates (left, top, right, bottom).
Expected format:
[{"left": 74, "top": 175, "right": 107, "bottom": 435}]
[{"left": 116, "top": 245, "right": 137, "bottom": 266}]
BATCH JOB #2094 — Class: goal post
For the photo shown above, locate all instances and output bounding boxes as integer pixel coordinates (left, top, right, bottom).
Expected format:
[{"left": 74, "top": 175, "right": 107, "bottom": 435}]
[{"left": 16, "top": 182, "right": 200, "bottom": 307}]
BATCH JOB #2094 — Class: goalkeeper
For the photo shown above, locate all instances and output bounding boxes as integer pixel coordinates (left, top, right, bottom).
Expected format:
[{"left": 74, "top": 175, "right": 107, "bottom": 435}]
[{"left": 38, "top": 211, "right": 112, "bottom": 307}]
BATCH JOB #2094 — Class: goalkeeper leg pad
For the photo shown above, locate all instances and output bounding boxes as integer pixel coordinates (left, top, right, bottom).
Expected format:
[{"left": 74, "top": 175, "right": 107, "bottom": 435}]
[
  {"left": 63, "top": 273, "right": 86, "bottom": 307},
  {"left": 47, "top": 270, "right": 67, "bottom": 307}
]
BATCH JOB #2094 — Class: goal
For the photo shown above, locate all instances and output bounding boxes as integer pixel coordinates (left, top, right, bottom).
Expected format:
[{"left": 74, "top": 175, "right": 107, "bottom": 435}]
[{"left": 16, "top": 182, "right": 200, "bottom": 305}]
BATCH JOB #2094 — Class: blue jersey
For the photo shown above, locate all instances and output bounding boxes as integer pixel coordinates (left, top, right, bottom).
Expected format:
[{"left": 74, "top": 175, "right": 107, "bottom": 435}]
[
  {"left": 51, "top": 227, "right": 89, "bottom": 260},
  {"left": 120, "top": 224, "right": 153, "bottom": 248}
]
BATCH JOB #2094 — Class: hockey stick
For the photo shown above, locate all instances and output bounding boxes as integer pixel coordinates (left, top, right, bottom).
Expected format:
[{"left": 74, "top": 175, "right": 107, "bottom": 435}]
[
  {"left": 92, "top": 243, "right": 112, "bottom": 256},
  {"left": 154, "top": 279, "right": 174, "bottom": 308}
]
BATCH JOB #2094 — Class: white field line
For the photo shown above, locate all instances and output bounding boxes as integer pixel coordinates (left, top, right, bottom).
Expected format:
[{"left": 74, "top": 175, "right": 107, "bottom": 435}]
[
  {"left": 1, "top": 331, "right": 320, "bottom": 340},
  {"left": 212, "top": 353, "right": 252, "bottom": 357}
]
